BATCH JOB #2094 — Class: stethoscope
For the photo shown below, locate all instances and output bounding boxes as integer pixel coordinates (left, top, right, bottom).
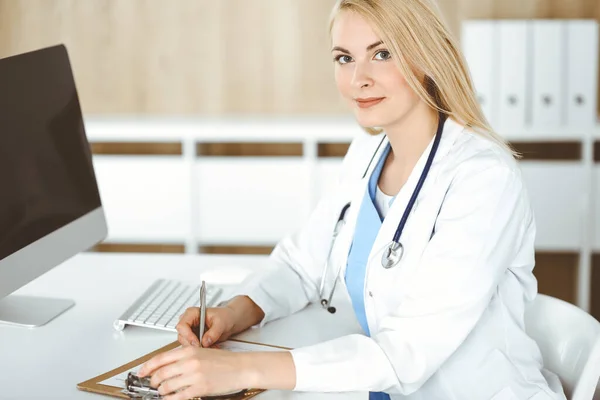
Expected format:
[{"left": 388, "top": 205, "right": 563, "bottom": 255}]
[{"left": 319, "top": 112, "right": 446, "bottom": 313}]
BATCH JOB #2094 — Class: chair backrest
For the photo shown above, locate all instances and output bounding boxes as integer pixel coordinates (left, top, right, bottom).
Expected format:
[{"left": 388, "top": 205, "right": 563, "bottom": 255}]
[{"left": 524, "top": 294, "right": 600, "bottom": 400}]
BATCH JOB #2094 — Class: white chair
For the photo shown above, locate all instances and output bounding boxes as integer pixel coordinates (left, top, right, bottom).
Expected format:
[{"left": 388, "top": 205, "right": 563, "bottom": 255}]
[{"left": 524, "top": 294, "right": 600, "bottom": 400}]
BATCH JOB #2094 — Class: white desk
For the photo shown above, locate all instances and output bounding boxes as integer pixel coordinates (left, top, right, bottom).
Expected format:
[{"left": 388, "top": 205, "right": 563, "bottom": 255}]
[{"left": 0, "top": 252, "right": 366, "bottom": 400}]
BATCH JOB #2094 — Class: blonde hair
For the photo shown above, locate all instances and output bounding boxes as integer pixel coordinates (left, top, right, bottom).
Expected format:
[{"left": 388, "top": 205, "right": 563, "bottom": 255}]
[{"left": 328, "top": 0, "right": 520, "bottom": 159}]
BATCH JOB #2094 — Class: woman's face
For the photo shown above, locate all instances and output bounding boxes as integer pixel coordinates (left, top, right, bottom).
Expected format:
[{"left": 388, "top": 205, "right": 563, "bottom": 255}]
[{"left": 331, "top": 11, "right": 420, "bottom": 129}]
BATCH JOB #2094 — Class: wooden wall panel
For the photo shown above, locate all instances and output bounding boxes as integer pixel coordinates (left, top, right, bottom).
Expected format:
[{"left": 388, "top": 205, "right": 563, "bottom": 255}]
[
  {"left": 454, "top": 0, "right": 494, "bottom": 22},
  {"left": 220, "top": 0, "right": 268, "bottom": 114},
  {"left": 510, "top": 142, "right": 582, "bottom": 161},
  {"left": 200, "top": 245, "right": 274, "bottom": 255},
  {"left": 0, "top": 0, "right": 343, "bottom": 115},
  {"left": 0, "top": 0, "right": 227, "bottom": 114},
  {"left": 130, "top": 0, "right": 226, "bottom": 115},
  {"left": 492, "top": 0, "right": 539, "bottom": 19},
  {"left": 295, "top": 0, "right": 346, "bottom": 113},
  {"left": 457, "top": 0, "right": 595, "bottom": 20},
  {"left": 91, "top": 142, "right": 182, "bottom": 155},
  {"left": 535, "top": 0, "right": 596, "bottom": 19},
  {"left": 196, "top": 142, "right": 303, "bottom": 157},
  {"left": 592, "top": 254, "right": 600, "bottom": 320},
  {"left": 91, "top": 243, "right": 185, "bottom": 254},
  {"left": 1, "top": 0, "right": 598, "bottom": 115},
  {"left": 534, "top": 252, "right": 578, "bottom": 305}
]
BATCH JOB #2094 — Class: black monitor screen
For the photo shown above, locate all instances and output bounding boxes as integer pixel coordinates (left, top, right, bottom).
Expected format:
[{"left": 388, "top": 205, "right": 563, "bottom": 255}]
[{"left": 0, "top": 45, "right": 101, "bottom": 260}]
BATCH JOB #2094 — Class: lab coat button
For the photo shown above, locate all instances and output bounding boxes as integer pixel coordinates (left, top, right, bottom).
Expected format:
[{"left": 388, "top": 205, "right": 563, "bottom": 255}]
[{"left": 369, "top": 291, "right": 373, "bottom": 297}]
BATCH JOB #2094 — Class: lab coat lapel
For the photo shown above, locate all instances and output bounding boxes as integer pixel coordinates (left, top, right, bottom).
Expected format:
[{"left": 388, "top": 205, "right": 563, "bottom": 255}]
[
  {"left": 367, "top": 117, "right": 464, "bottom": 268},
  {"left": 333, "top": 134, "right": 390, "bottom": 281}
]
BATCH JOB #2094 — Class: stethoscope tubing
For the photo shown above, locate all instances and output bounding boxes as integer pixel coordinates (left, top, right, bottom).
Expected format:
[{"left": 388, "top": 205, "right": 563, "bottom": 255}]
[{"left": 319, "top": 112, "right": 446, "bottom": 312}]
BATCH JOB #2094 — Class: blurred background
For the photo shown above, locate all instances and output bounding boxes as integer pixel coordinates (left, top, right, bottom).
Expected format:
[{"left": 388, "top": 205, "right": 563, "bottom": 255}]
[{"left": 1, "top": 0, "right": 599, "bottom": 318}]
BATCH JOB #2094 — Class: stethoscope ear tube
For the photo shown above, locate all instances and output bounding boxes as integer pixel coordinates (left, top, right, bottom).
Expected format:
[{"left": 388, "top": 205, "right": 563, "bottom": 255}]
[
  {"left": 319, "top": 203, "right": 350, "bottom": 313},
  {"left": 318, "top": 221, "right": 343, "bottom": 303},
  {"left": 319, "top": 228, "right": 344, "bottom": 313}
]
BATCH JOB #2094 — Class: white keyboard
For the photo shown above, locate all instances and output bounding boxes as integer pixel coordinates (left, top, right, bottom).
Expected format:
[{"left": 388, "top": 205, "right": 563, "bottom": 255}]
[{"left": 113, "top": 279, "right": 223, "bottom": 332}]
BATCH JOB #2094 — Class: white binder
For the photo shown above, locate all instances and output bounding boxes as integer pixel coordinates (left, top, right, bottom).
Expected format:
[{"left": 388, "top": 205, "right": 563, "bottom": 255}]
[
  {"left": 497, "top": 21, "right": 529, "bottom": 131},
  {"left": 531, "top": 20, "right": 565, "bottom": 131},
  {"left": 461, "top": 20, "right": 497, "bottom": 128},
  {"left": 566, "top": 20, "right": 599, "bottom": 128}
]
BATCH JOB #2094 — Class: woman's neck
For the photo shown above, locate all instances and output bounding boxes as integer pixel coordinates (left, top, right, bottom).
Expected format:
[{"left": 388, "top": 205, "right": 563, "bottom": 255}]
[
  {"left": 377, "top": 102, "right": 440, "bottom": 196},
  {"left": 384, "top": 102, "right": 439, "bottom": 171}
]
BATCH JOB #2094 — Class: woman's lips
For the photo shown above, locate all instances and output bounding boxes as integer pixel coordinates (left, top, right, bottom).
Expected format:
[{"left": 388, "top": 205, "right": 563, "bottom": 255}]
[{"left": 355, "top": 97, "right": 385, "bottom": 109}]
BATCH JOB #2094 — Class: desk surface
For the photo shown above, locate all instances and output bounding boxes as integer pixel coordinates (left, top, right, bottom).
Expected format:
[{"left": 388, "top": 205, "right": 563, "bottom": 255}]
[{"left": 0, "top": 252, "right": 366, "bottom": 400}]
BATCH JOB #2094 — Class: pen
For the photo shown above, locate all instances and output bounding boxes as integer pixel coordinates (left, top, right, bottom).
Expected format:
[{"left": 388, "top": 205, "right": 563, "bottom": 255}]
[{"left": 198, "top": 280, "right": 206, "bottom": 347}]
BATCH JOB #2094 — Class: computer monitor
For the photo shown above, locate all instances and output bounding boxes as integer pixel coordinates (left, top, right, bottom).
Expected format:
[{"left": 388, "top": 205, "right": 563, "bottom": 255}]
[{"left": 0, "top": 44, "right": 108, "bottom": 327}]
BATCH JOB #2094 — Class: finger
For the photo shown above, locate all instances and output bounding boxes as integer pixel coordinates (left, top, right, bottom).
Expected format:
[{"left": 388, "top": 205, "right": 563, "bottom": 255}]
[
  {"left": 179, "top": 307, "right": 199, "bottom": 324},
  {"left": 179, "top": 307, "right": 200, "bottom": 327},
  {"left": 157, "top": 373, "right": 199, "bottom": 398},
  {"left": 148, "top": 359, "right": 188, "bottom": 390},
  {"left": 163, "top": 385, "right": 198, "bottom": 400},
  {"left": 203, "top": 315, "right": 225, "bottom": 348},
  {"left": 138, "top": 347, "right": 191, "bottom": 378},
  {"left": 177, "top": 333, "right": 191, "bottom": 347},
  {"left": 175, "top": 308, "right": 200, "bottom": 346}
]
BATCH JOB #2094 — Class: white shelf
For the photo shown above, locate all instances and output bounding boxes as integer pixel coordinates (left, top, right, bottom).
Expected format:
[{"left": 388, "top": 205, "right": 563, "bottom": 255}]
[
  {"left": 84, "top": 116, "right": 362, "bottom": 143},
  {"left": 84, "top": 117, "right": 599, "bottom": 312},
  {"left": 84, "top": 116, "right": 600, "bottom": 143}
]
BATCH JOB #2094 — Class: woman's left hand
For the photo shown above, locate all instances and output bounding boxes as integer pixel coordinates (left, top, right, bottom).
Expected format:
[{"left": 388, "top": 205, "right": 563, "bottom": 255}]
[{"left": 137, "top": 346, "right": 253, "bottom": 400}]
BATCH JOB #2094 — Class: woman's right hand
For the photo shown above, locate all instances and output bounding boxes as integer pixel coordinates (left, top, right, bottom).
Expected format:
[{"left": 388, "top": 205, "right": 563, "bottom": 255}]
[{"left": 176, "top": 306, "right": 236, "bottom": 348}]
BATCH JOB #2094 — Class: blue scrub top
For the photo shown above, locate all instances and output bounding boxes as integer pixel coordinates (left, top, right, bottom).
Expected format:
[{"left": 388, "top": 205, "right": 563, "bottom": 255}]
[{"left": 345, "top": 143, "right": 393, "bottom": 400}]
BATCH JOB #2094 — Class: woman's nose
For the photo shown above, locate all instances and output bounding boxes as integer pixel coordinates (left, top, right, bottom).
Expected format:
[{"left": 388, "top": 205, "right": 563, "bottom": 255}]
[{"left": 351, "top": 63, "right": 374, "bottom": 89}]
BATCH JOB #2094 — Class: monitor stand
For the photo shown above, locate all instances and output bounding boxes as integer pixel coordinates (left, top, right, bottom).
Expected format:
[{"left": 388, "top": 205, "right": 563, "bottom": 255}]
[{"left": 0, "top": 295, "right": 75, "bottom": 328}]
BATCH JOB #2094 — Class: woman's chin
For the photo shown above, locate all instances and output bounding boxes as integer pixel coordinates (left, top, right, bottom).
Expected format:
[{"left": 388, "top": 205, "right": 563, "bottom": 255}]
[{"left": 354, "top": 114, "right": 386, "bottom": 130}]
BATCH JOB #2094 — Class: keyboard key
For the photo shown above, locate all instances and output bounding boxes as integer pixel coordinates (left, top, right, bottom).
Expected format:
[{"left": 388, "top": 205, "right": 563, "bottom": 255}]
[{"left": 166, "top": 320, "right": 177, "bottom": 329}]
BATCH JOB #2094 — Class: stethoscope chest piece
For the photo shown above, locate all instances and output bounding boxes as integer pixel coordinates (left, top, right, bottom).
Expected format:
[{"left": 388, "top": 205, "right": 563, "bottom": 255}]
[{"left": 381, "top": 241, "right": 403, "bottom": 269}]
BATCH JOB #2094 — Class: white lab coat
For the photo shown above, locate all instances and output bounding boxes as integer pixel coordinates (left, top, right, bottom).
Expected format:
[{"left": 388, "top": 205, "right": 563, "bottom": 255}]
[{"left": 237, "top": 117, "right": 567, "bottom": 400}]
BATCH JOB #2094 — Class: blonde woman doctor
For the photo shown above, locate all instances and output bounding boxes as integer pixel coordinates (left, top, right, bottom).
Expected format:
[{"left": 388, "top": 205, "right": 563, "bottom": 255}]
[{"left": 139, "top": 1, "right": 567, "bottom": 399}]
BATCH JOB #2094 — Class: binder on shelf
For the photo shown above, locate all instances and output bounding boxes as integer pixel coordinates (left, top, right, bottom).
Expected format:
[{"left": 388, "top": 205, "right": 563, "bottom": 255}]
[
  {"left": 461, "top": 20, "right": 498, "bottom": 128},
  {"left": 566, "top": 20, "right": 599, "bottom": 128},
  {"left": 497, "top": 20, "right": 529, "bottom": 132},
  {"left": 531, "top": 20, "right": 566, "bottom": 132}
]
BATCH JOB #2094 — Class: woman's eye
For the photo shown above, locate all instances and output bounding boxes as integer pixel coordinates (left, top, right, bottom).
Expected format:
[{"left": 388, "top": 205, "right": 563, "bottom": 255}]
[
  {"left": 374, "top": 50, "right": 391, "bottom": 61},
  {"left": 334, "top": 55, "right": 352, "bottom": 64}
]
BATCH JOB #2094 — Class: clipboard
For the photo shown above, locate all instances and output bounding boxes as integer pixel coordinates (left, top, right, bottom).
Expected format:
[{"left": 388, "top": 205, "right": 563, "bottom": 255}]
[{"left": 77, "top": 339, "right": 291, "bottom": 400}]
